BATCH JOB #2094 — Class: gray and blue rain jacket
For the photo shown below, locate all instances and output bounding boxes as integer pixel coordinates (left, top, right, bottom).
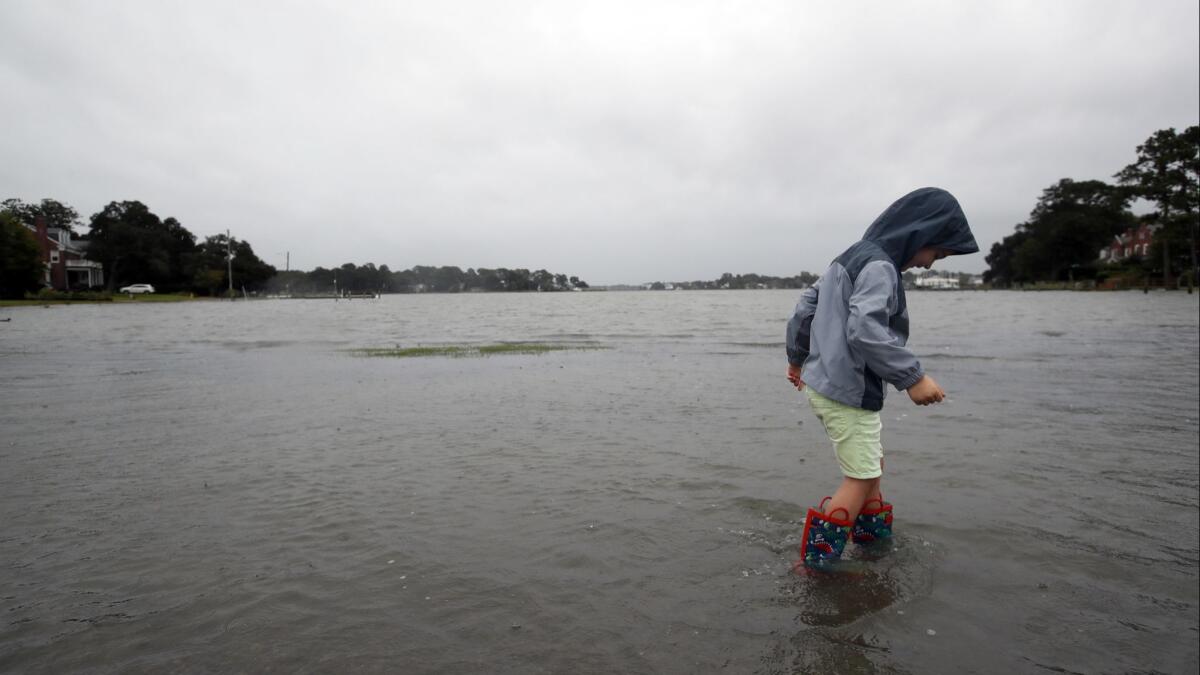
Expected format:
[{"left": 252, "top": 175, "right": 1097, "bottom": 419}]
[{"left": 786, "top": 188, "right": 978, "bottom": 411}]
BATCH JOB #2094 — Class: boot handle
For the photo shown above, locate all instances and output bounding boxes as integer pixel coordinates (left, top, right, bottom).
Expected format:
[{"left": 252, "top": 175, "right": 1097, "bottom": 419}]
[{"left": 816, "top": 497, "right": 850, "bottom": 522}]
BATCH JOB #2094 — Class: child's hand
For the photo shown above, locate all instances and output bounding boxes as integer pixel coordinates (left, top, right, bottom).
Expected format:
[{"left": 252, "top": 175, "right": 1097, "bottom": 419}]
[
  {"left": 786, "top": 363, "right": 805, "bottom": 390},
  {"left": 907, "top": 375, "right": 945, "bottom": 405}
]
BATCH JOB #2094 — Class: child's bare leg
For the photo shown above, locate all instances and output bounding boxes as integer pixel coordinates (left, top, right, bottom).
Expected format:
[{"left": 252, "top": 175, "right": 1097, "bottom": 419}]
[
  {"left": 824, "top": 476, "right": 880, "bottom": 523},
  {"left": 865, "top": 477, "right": 882, "bottom": 504}
]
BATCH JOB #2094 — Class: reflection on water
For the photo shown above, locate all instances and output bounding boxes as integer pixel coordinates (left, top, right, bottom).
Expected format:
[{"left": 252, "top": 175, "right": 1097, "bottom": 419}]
[
  {"left": 791, "top": 563, "right": 905, "bottom": 628},
  {"left": 1, "top": 290, "right": 1197, "bottom": 673}
]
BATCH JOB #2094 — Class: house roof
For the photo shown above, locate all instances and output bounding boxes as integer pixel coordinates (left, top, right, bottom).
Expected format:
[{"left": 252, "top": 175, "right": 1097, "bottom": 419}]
[{"left": 23, "top": 223, "right": 89, "bottom": 255}]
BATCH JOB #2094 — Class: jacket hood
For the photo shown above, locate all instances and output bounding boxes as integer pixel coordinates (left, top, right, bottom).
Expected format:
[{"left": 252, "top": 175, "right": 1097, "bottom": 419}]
[{"left": 861, "top": 188, "right": 978, "bottom": 268}]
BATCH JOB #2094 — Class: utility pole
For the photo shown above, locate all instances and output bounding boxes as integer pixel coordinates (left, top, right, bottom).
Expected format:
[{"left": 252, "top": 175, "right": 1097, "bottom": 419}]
[{"left": 226, "top": 229, "right": 234, "bottom": 298}]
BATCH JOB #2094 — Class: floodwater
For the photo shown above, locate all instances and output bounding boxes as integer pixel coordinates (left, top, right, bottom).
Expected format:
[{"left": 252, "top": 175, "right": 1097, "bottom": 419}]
[{"left": 1, "top": 290, "right": 1197, "bottom": 674}]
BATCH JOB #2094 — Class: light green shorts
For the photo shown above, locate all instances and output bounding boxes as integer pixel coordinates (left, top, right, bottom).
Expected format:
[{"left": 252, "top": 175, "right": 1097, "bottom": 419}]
[{"left": 805, "top": 388, "right": 883, "bottom": 479}]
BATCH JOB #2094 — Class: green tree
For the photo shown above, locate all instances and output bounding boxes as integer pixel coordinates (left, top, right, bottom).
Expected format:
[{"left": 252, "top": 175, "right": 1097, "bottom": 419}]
[
  {"left": 983, "top": 229, "right": 1030, "bottom": 286},
  {"left": 532, "top": 269, "right": 555, "bottom": 291},
  {"left": 310, "top": 266, "right": 336, "bottom": 292},
  {"left": 87, "top": 201, "right": 197, "bottom": 291},
  {"left": 1, "top": 198, "right": 82, "bottom": 233},
  {"left": 161, "top": 217, "right": 198, "bottom": 289},
  {"left": 191, "top": 233, "right": 275, "bottom": 296},
  {"left": 87, "top": 201, "right": 156, "bottom": 290},
  {"left": 433, "top": 265, "right": 465, "bottom": 292},
  {"left": 1115, "top": 126, "right": 1200, "bottom": 287},
  {"left": 0, "top": 211, "right": 44, "bottom": 298},
  {"left": 1024, "top": 179, "right": 1132, "bottom": 280},
  {"left": 503, "top": 268, "right": 532, "bottom": 291},
  {"left": 474, "top": 268, "right": 504, "bottom": 291},
  {"left": 984, "top": 179, "right": 1133, "bottom": 285},
  {"left": 390, "top": 267, "right": 414, "bottom": 292},
  {"left": 328, "top": 262, "right": 391, "bottom": 293},
  {"left": 339, "top": 263, "right": 361, "bottom": 292},
  {"left": 408, "top": 265, "right": 436, "bottom": 290}
]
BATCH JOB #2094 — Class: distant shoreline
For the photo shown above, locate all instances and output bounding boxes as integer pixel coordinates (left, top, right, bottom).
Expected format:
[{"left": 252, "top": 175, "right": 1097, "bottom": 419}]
[{"left": 7, "top": 286, "right": 1196, "bottom": 310}]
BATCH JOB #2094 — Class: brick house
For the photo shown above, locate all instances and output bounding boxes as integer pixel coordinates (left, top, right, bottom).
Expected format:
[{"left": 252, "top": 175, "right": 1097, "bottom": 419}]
[
  {"left": 1099, "top": 221, "right": 1159, "bottom": 263},
  {"left": 23, "top": 217, "right": 104, "bottom": 290}
]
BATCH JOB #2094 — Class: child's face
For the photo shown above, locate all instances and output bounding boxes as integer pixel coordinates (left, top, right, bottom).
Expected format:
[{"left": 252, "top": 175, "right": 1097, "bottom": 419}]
[{"left": 903, "top": 247, "right": 951, "bottom": 271}]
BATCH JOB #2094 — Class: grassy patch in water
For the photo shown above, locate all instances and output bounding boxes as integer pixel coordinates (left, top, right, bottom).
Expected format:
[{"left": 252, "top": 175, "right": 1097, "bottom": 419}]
[
  {"left": 353, "top": 346, "right": 472, "bottom": 358},
  {"left": 477, "top": 343, "right": 598, "bottom": 355},
  {"left": 349, "top": 343, "right": 605, "bottom": 358}
]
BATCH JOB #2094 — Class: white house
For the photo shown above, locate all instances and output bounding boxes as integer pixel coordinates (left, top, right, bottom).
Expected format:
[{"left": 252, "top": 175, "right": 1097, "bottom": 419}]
[{"left": 914, "top": 275, "right": 960, "bottom": 289}]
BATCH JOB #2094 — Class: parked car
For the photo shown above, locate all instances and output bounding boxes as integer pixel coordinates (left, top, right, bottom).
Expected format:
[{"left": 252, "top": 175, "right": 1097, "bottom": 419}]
[{"left": 119, "top": 284, "right": 156, "bottom": 294}]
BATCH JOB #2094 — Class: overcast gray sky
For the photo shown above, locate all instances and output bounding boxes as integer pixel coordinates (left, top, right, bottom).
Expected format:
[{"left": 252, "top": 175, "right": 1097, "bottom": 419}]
[{"left": 2, "top": 1, "right": 1197, "bottom": 284}]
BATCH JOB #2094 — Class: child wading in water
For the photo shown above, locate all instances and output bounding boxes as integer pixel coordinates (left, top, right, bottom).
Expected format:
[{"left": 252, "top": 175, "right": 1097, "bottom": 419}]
[{"left": 786, "top": 187, "right": 978, "bottom": 570}]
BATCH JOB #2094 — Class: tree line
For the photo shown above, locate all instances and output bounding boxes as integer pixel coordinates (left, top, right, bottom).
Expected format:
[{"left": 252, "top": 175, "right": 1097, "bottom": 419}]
[
  {"left": 984, "top": 126, "right": 1199, "bottom": 287},
  {"left": 638, "top": 272, "right": 819, "bottom": 290},
  {"left": 0, "top": 197, "right": 590, "bottom": 298},
  {"left": 266, "top": 264, "right": 589, "bottom": 295},
  {"left": 0, "top": 198, "right": 274, "bottom": 298}
]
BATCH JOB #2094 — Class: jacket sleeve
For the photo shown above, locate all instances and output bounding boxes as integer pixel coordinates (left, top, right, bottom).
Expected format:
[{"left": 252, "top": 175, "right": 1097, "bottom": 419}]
[
  {"left": 845, "top": 263, "right": 925, "bottom": 390},
  {"left": 785, "top": 281, "right": 820, "bottom": 367}
]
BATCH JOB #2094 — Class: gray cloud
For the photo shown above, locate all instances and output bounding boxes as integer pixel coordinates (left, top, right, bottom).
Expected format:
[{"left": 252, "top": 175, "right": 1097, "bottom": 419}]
[{"left": 2, "top": 1, "right": 1197, "bottom": 283}]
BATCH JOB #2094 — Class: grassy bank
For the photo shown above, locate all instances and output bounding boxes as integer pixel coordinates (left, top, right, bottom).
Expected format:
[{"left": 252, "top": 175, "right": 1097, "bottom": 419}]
[
  {"left": 0, "top": 293, "right": 205, "bottom": 307},
  {"left": 111, "top": 293, "right": 205, "bottom": 303},
  {"left": 348, "top": 343, "right": 607, "bottom": 358}
]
